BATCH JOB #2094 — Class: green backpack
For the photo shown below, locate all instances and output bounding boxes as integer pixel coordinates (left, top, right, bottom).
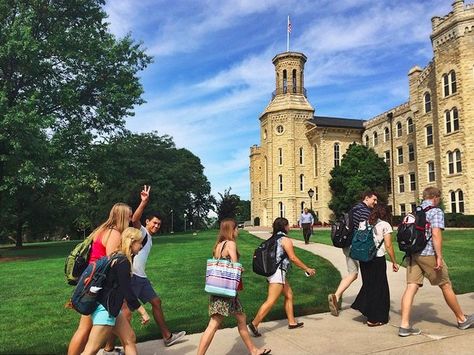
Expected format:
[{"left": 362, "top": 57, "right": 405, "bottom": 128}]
[{"left": 64, "top": 235, "right": 93, "bottom": 285}]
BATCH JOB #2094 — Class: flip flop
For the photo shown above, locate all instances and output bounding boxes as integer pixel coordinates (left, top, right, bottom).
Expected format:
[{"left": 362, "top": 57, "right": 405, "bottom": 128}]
[
  {"left": 259, "top": 349, "right": 271, "bottom": 355},
  {"left": 248, "top": 322, "right": 261, "bottom": 337},
  {"left": 288, "top": 322, "right": 304, "bottom": 329},
  {"left": 367, "top": 321, "right": 384, "bottom": 327}
]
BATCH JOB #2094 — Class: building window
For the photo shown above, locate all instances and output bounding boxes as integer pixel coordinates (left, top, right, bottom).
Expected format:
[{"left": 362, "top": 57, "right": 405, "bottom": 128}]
[
  {"left": 279, "top": 201, "right": 285, "bottom": 217},
  {"left": 451, "top": 191, "right": 457, "bottom": 213},
  {"left": 334, "top": 143, "right": 340, "bottom": 167},
  {"left": 299, "top": 174, "right": 304, "bottom": 191},
  {"left": 408, "top": 144, "right": 415, "bottom": 161},
  {"left": 315, "top": 186, "right": 319, "bottom": 200},
  {"left": 301, "top": 201, "right": 305, "bottom": 214},
  {"left": 407, "top": 118, "right": 414, "bottom": 134},
  {"left": 384, "top": 127, "right": 390, "bottom": 142},
  {"left": 299, "top": 147, "right": 304, "bottom": 165},
  {"left": 445, "top": 108, "right": 458, "bottom": 134},
  {"left": 459, "top": 190, "right": 464, "bottom": 213},
  {"left": 424, "top": 92, "right": 431, "bottom": 113},
  {"left": 258, "top": 182, "right": 261, "bottom": 194},
  {"left": 263, "top": 129, "right": 267, "bottom": 140},
  {"left": 450, "top": 190, "right": 465, "bottom": 213},
  {"left": 399, "top": 175, "right": 405, "bottom": 193},
  {"left": 364, "top": 135, "right": 369, "bottom": 147},
  {"left": 428, "top": 161, "right": 435, "bottom": 182},
  {"left": 409, "top": 173, "right": 416, "bottom": 191},
  {"left": 276, "top": 125, "right": 284, "bottom": 134},
  {"left": 373, "top": 132, "right": 378, "bottom": 146},
  {"left": 443, "top": 74, "right": 449, "bottom": 97},
  {"left": 455, "top": 149, "right": 462, "bottom": 173},
  {"left": 400, "top": 204, "right": 406, "bottom": 216},
  {"left": 448, "top": 150, "right": 462, "bottom": 174},
  {"left": 396, "top": 122, "right": 402, "bottom": 137},
  {"left": 283, "top": 70, "right": 287, "bottom": 94},
  {"left": 411, "top": 203, "right": 417, "bottom": 212},
  {"left": 450, "top": 70, "right": 457, "bottom": 94},
  {"left": 397, "top": 147, "right": 403, "bottom": 164},
  {"left": 278, "top": 174, "right": 283, "bottom": 191},
  {"left": 314, "top": 145, "right": 318, "bottom": 176},
  {"left": 278, "top": 148, "right": 283, "bottom": 165},
  {"left": 264, "top": 157, "right": 268, "bottom": 187},
  {"left": 387, "top": 177, "right": 392, "bottom": 194},
  {"left": 384, "top": 151, "right": 390, "bottom": 164},
  {"left": 426, "top": 125, "right": 433, "bottom": 146}
]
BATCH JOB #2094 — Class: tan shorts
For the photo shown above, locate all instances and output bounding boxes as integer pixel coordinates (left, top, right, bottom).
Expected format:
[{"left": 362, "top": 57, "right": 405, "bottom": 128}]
[
  {"left": 343, "top": 246, "right": 359, "bottom": 274},
  {"left": 406, "top": 255, "right": 451, "bottom": 286}
]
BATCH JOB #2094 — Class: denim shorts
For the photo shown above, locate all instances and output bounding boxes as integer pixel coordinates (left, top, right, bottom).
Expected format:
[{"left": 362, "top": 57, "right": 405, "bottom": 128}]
[{"left": 91, "top": 304, "right": 116, "bottom": 326}]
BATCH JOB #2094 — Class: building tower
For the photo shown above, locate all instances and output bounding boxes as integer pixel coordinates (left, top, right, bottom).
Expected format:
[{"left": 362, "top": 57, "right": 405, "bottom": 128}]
[{"left": 250, "top": 52, "right": 314, "bottom": 226}]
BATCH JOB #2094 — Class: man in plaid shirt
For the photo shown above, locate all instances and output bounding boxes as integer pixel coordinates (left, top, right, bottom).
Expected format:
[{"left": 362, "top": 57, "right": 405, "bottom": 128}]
[{"left": 398, "top": 187, "right": 473, "bottom": 337}]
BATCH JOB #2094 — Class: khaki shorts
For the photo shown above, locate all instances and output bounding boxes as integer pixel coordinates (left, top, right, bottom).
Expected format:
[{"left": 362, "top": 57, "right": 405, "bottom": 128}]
[
  {"left": 406, "top": 255, "right": 451, "bottom": 286},
  {"left": 343, "top": 247, "right": 359, "bottom": 274}
]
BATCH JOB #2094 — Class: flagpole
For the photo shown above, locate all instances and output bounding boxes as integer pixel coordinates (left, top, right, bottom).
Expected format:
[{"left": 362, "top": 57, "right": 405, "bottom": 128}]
[{"left": 287, "top": 15, "right": 290, "bottom": 52}]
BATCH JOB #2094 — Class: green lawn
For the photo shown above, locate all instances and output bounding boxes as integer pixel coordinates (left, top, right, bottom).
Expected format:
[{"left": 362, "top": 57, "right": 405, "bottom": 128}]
[
  {"left": 0, "top": 230, "right": 339, "bottom": 354},
  {"left": 289, "top": 228, "right": 474, "bottom": 294}
]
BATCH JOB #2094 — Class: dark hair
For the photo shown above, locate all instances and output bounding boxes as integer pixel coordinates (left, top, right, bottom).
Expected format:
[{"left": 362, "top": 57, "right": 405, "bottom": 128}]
[
  {"left": 272, "top": 217, "right": 289, "bottom": 236},
  {"left": 368, "top": 204, "right": 392, "bottom": 225},
  {"left": 146, "top": 211, "right": 162, "bottom": 221},
  {"left": 361, "top": 190, "right": 377, "bottom": 201}
]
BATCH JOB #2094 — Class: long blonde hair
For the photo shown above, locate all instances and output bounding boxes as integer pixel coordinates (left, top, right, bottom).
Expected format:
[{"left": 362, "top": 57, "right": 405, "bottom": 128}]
[
  {"left": 213, "top": 218, "right": 239, "bottom": 258},
  {"left": 120, "top": 227, "right": 143, "bottom": 266},
  {"left": 90, "top": 203, "right": 131, "bottom": 242}
]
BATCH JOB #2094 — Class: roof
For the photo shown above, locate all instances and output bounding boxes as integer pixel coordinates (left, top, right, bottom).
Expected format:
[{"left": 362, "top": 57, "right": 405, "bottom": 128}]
[{"left": 309, "top": 116, "right": 366, "bottom": 129}]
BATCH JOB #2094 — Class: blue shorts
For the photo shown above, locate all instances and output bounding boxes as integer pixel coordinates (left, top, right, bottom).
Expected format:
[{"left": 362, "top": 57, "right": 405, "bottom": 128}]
[
  {"left": 131, "top": 275, "right": 158, "bottom": 303},
  {"left": 91, "top": 304, "right": 116, "bottom": 326}
]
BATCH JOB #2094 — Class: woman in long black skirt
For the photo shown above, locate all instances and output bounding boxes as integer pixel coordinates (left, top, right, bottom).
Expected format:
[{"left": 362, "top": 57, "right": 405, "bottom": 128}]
[{"left": 351, "top": 204, "right": 399, "bottom": 326}]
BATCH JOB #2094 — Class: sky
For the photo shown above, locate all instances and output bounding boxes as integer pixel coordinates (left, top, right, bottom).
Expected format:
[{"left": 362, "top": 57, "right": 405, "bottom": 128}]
[{"left": 103, "top": 0, "right": 455, "bottom": 200}]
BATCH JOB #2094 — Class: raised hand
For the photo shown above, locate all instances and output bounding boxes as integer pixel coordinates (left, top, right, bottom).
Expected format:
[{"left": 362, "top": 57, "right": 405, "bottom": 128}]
[{"left": 140, "top": 185, "right": 151, "bottom": 203}]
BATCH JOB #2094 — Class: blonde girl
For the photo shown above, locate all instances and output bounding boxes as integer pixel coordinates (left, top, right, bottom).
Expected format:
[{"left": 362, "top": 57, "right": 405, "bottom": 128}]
[
  {"left": 82, "top": 227, "right": 150, "bottom": 355},
  {"left": 197, "top": 218, "right": 271, "bottom": 355}
]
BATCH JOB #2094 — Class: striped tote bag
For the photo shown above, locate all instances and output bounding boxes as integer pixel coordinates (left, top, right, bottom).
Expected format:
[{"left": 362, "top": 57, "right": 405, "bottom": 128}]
[{"left": 205, "top": 258, "right": 242, "bottom": 297}]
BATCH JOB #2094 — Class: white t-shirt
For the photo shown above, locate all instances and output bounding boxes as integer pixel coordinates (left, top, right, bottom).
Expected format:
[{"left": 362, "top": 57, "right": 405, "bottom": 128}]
[
  {"left": 132, "top": 225, "right": 153, "bottom": 278},
  {"left": 372, "top": 219, "right": 393, "bottom": 257}
]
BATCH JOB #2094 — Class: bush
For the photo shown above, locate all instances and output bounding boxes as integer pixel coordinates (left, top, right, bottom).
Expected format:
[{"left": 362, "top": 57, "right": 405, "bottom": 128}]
[{"left": 444, "top": 214, "right": 474, "bottom": 227}]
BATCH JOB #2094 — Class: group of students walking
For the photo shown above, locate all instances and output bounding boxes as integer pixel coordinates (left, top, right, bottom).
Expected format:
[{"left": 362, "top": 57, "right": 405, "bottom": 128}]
[{"left": 67, "top": 185, "right": 473, "bottom": 354}]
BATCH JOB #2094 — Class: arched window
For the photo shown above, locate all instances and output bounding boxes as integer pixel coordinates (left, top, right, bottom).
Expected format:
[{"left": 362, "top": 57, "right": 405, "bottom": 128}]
[
  {"left": 455, "top": 149, "right": 462, "bottom": 173},
  {"left": 450, "top": 70, "right": 457, "bottom": 94},
  {"left": 299, "top": 174, "right": 304, "bottom": 191},
  {"left": 364, "top": 135, "right": 369, "bottom": 147},
  {"left": 443, "top": 74, "right": 449, "bottom": 97},
  {"left": 450, "top": 190, "right": 465, "bottom": 213},
  {"left": 278, "top": 148, "right": 283, "bottom": 165},
  {"left": 264, "top": 156, "right": 268, "bottom": 187},
  {"left": 373, "top": 132, "right": 378, "bottom": 146},
  {"left": 426, "top": 125, "right": 433, "bottom": 146},
  {"left": 384, "top": 127, "right": 390, "bottom": 142},
  {"left": 424, "top": 92, "right": 431, "bottom": 113},
  {"left": 396, "top": 122, "right": 402, "bottom": 137},
  {"left": 313, "top": 145, "right": 318, "bottom": 176},
  {"left": 407, "top": 118, "right": 414, "bottom": 134},
  {"left": 334, "top": 143, "right": 340, "bottom": 167},
  {"left": 314, "top": 186, "right": 319, "bottom": 201},
  {"left": 397, "top": 147, "right": 403, "bottom": 164},
  {"left": 278, "top": 202, "right": 285, "bottom": 217},
  {"left": 458, "top": 190, "right": 464, "bottom": 213},
  {"left": 278, "top": 174, "right": 283, "bottom": 191},
  {"left": 445, "top": 110, "right": 452, "bottom": 133},
  {"left": 299, "top": 147, "right": 304, "bottom": 165},
  {"left": 283, "top": 70, "right": 287, "bottom": 94},
  {"left": 448, "top": 151, "right": 454, "bottom": 174},
  {"left": 452, "top": 108, "right": 459, "bottom": 131},
  {"left": 451, "top": 191, "right": 457, "bottom": 213},
  {"left": 427, "top": 161, "right": 435, "bottom": 182},
  {"left": 408, "top": 143, "right": 415, "bottom": 161},
  {"left": 292, "top": 69, "right": 297, "bottom": 93},
  {"left": 300, "top": 201, "right": 305, "bottom": 214}
]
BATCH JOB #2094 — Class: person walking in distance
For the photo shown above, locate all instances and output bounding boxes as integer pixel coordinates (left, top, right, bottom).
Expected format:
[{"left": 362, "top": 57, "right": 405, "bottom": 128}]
[
  {"left": 127, "top": 185, "right": 186, "bottom": 346},
  {"left": 328, "top": 190, "right": 378, "bottom": 316},
  {"left": 299, "top": 208, "right": 314, "bottom": 244},
  {"left": 398, "top": 187, "right": 473, "bottom": 336}
]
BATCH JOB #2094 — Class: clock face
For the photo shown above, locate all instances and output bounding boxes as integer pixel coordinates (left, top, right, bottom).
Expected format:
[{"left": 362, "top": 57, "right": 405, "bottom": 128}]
[{"left": 276, "top": 125, "right": 284, "bottom": 134}]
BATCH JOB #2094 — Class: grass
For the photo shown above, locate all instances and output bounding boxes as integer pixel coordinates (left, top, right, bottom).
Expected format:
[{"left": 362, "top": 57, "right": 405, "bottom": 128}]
[
  {"left": 0, "top": 230, "right": 339, "bottom": 354},
  {"left": 288, "top": 228, "right": 474, "bottom": 294}
]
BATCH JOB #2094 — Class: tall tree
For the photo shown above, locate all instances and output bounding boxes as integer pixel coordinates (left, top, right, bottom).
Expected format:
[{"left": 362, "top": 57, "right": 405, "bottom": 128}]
[
  {"left": 235, "top": 200, "right": 250, "bottom": 222},
  {"left": 328, "top": 143, "right": 390, "bottom": 218},
  {"left": 216, "top": 188, "right": 240, "bottom": 222},
  {"left": 0, "top": 0, "right": 152, "bottom": 245}
]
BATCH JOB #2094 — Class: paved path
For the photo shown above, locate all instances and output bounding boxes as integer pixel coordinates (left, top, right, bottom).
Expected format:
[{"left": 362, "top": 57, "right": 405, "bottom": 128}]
[{"left": 131, "top": 227, "right": 474, "bottom": 355}]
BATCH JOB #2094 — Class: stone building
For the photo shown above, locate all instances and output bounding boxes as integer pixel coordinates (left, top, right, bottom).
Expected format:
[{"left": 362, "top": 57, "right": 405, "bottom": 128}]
[{"left": 249, "top": 0, "right": 474, "bottom": 226}]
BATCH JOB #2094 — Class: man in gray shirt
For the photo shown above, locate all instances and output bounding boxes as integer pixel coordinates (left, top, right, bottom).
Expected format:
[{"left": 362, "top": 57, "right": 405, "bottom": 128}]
[{"left": 298, "top": 208, "right": 314, "bottom": 244}]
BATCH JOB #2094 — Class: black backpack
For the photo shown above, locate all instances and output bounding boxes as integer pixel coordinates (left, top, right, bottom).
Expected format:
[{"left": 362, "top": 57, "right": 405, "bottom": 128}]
[
  {"left": 331, "top": 210, "right": 354, "bottom": 248},
  {"left": 70, "top": 253, "right": 124, "bottom": 315},
  {"left": 252, "top": 232, "right": 287, "bottom": 277},
  {"left": 397, "top": 205, "right": 434, "bottom": 257}
]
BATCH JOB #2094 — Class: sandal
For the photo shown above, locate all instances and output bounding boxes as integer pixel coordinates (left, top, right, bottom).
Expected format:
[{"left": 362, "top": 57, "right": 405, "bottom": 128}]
[
  {"left": 248, "top": 322, "right": 261, "bottom": 337},
  {"left": 367, "top": 321, "right": 384, "bottom": 327},
  {"left": 259, "top": 349, "right": 271, "bottom": 355},
  {"left": 288, "top": 322, "right": 304, "bottom": 329}
]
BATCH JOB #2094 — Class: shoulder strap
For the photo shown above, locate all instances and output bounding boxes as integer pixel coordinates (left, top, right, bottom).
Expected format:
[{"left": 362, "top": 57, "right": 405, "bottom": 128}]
[
  {"left": 423, "top": 205, "right": 435, "bottom": 213},
  {"left": 217, "top": 241, "right": 227, "bottom": 259}
]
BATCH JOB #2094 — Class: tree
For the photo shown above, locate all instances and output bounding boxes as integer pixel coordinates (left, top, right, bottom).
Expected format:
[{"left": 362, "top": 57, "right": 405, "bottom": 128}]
[
  {"left": 328, "top": 143, "right": 390, "bottom": 218},
  {"left": 216, "top": 188, "right": 240, "bottom": 222},
  {"left": 0, "top": 1, "right": 152, "bottom": 245},
  {"left": 235, "top": 200, "right": 250, "bottom": 222}
]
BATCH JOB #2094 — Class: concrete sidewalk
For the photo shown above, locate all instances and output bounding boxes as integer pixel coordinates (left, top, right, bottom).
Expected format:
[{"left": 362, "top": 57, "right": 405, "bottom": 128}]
[{"left": 133, "top": 227, "right": 474, "bottom": 355}]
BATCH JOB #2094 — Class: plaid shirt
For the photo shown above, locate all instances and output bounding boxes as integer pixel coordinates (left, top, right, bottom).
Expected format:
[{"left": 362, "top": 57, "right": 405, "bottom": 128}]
[{"left": 419, "top": 200, "right": 445, "bottom": 256}]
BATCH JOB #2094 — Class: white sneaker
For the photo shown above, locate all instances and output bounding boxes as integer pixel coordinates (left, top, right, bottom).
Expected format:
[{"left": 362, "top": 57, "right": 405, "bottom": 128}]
[{"left": 163, "top": 331, "right": 186, "bottom": 347}]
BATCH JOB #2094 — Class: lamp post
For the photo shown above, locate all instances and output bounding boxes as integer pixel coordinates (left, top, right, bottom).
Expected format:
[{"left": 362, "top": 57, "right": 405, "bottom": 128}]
[
  {"left": 307, "top": 188, "right": 314, "bottom": 211},
  {"left": 170, "top": 209, "right": 174, "bottom": 234}
]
